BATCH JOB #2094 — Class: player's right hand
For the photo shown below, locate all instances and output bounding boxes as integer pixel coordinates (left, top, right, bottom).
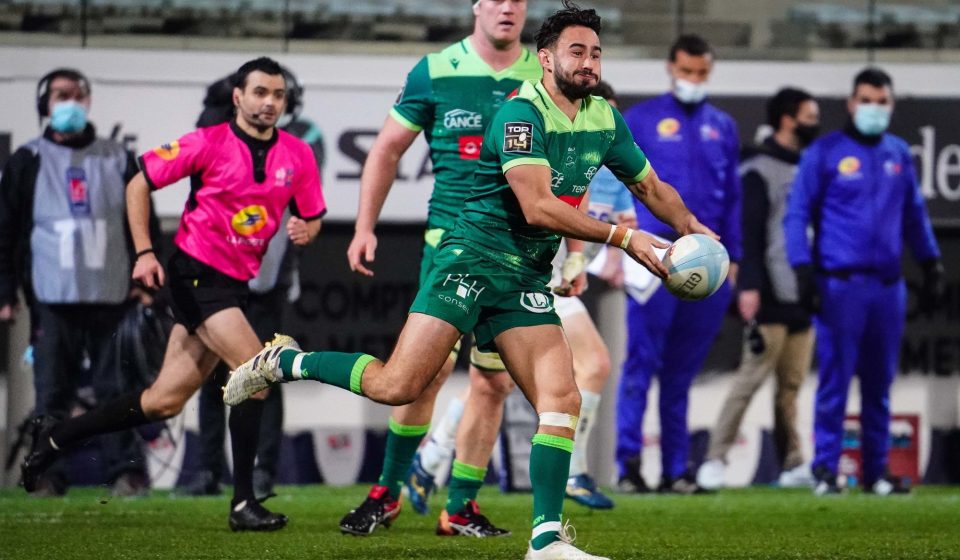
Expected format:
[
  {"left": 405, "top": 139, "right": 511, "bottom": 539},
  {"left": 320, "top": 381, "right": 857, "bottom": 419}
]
[
  {"left": 347, "top": 230, "right": 378, "bottom": 277},
  {"left": 624, "top": 230, "right": 670, "bottom": 279},
  {"left": 132, "top": 253, "right": 165, "bottom": 290}
]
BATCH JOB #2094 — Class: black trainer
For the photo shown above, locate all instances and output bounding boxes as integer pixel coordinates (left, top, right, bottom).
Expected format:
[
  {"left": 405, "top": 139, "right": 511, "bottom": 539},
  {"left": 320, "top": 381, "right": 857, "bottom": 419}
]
[
  {"left": 174, "top": 470, "right": 222, "bottom": 497},
  {"left": 658, "top": 473, "right": 711, "bottom": 495},
  {"left": 436, "top": 500, "right": 510, "bottom": 537},
  {"left": 339, "top": 485, "right": 401, "bottom": 536},
  {"left": 616, "top": 457, "right": 651, "bottom": 494},
  {"left": 20, "top": 416, "right": 60, "bottom": 493},
  {"left": 812, "top": 465, "right": 841, "bottom": 496},
  {"left": 229, "top": 499, "right": 288, "bottom": 532}
]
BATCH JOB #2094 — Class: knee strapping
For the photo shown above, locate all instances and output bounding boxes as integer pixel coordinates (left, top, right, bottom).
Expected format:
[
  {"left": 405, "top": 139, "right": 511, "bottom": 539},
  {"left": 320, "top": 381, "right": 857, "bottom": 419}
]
[{"left": 539, "top": 412, "right": 578, "bottom": 431}]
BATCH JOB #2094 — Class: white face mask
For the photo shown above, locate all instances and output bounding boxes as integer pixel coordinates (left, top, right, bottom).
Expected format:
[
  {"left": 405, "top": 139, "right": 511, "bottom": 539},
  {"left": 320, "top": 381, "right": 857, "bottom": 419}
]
[{"left": 673, "top": 78, "right": 707, "bottom": 104}]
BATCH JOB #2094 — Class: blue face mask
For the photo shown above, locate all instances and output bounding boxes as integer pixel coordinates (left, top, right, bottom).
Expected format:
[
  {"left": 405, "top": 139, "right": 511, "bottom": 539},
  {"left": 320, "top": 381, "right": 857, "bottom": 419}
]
[
  {"left": 49, "top": 101, "right": 88, "bottom": 134},
  {"left": 853, "top": 103, "right": 891, "bottom": 136}
]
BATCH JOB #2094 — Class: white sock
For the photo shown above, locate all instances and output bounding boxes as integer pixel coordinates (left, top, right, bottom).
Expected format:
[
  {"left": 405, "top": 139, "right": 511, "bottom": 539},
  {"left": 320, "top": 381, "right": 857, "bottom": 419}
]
[
  {"left": 419, "top": 397, "right": 464, "bottom": 477},
  {"left": 569, "top": 390, "right": 601, "bottom": 478}
]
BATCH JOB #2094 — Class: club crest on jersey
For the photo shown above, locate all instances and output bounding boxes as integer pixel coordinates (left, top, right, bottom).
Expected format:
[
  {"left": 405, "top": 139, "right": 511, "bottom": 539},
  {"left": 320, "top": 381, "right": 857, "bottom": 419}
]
[
  {"left": 66, "top": 167, "right": 90, "bottom": 216},
  {"left": 504, "top": 122, "right": 533, "bottom": 153},
  {"left": 153, "top": 141, "right": 180, "bottom": 161},
  {"left": 444, "top": 109, "right": 483, "bottom": 130},
  {"left": 231, "top": 204, "right": 269, "bottom": 236},
  {"left": 274, "top": 167, "right": 294, "bottom": 188},
  {"left": 884, "top": 160, "right": 903, "bottom": 176}
]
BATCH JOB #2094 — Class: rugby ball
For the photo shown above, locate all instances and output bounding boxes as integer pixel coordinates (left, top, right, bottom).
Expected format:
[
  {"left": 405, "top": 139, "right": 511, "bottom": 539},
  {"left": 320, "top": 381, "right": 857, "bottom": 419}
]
[{"left": 662, "top": 234, "right": 729, "bottom": 300}]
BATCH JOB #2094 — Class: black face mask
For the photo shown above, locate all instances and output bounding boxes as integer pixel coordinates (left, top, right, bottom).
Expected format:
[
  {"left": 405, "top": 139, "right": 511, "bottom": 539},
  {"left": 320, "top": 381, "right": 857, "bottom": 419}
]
[{"left": 795, "top": 123, "right": 821, "bottom": 147}]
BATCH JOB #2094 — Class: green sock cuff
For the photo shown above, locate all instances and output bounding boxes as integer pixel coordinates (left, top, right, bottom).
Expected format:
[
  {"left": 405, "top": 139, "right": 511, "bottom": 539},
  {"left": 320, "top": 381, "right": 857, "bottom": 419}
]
[
  {"left": 451, "top": 460, "right": 487, "bottom": 482},
  {"left": 388, "top": 417, "right": 430, "bottom": 437},
  {"left": 350, "top": 354, "right": 376, "bottom": 394},
  {"left": 278, "top": 349, "right": 299, "bottom": 381},
  {"left": 532, "top": 433, "right": 574, "bottom": 453}
]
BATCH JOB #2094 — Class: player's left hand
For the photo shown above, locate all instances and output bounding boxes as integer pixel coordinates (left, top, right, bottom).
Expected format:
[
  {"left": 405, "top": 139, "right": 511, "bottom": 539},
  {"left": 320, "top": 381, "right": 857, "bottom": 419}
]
[{"left": 287, "top": 216, "right": 311, "bottom": 246}]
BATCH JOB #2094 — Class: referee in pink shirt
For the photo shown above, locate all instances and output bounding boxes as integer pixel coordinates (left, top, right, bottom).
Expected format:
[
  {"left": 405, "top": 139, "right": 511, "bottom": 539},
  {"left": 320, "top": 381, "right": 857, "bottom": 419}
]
[{"left": 21, "top": 57, "right": 325, "bottom": 532}]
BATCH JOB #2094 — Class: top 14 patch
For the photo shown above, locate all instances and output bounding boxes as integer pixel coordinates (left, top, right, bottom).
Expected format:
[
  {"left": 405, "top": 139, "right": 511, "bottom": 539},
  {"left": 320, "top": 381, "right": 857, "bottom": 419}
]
[{"left": 503, "top": 122, "right": 533, "bottom": 154}]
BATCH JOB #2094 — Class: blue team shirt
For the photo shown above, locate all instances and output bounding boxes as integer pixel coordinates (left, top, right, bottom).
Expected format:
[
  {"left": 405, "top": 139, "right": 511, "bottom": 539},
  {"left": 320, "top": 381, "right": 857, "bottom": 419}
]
[
  {"left": 622, "top": 93, "right": 742, "bottom": 261},
  {"left": 784, "top": 130, "right": 939, "bottom": 276}
]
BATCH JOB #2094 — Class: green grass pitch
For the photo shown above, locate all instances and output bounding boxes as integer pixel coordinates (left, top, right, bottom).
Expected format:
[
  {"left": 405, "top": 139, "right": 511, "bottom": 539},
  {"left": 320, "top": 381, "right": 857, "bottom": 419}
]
[{"left": 2, "top": 485, "right": 959, "bottom": 559}]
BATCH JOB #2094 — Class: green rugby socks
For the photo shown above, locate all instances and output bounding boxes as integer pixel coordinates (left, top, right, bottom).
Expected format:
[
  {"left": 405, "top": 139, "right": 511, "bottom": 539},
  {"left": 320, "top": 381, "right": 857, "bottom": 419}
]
[
  {"left": 445, "top": 460, "right": 486, "bottom": 515},
  {"left": 379, "top": 418, "right": 430, "bottom": 498},
  {"left": 529, "top": 433, "right": 573, "bottom": 550},
  {"left": 277, "top": 349, "right": 375, "bottom": 395}
]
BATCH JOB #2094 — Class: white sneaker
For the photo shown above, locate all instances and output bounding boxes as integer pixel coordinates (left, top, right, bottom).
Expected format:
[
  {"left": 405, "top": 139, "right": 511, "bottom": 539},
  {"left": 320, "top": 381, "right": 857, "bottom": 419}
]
[
  {"left": 223, "top": 334, "right": 299, "bottom": 406},
  {"left": 523, "top": 520, "right": 610, "bottom": 560},
  {"left": 696, "top": 459, "right": 726, "bottom": 490},
  {"left": 778, "top": 464, "right": 815, "bottom": 488}
]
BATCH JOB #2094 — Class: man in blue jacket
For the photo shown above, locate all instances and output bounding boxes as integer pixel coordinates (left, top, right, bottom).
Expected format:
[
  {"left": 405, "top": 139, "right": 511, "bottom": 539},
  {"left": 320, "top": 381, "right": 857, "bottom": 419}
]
[
  {"left": 784, "top": 67, "right": 943, "bottom": 495},
  {"left": 617, "top": 35, "right": 742, "bottom": 493}
]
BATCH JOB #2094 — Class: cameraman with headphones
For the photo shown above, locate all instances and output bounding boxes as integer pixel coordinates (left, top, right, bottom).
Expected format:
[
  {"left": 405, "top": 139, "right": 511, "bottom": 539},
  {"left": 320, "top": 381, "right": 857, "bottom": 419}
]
[{"left": 0, "top": 68, "right": 150, "bottom": 496}]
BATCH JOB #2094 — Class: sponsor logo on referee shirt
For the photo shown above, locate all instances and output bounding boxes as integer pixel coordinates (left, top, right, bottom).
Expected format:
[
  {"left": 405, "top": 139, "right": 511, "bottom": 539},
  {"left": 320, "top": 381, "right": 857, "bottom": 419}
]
[
  {"left": 274, "top": 167, "right": 294, "bottom": 188},
  {"left": 153, "top": 141, "right": 180, "bottom": 161},
  {"left": 231, "top": 205, "right": 269, "bottom": 236}
]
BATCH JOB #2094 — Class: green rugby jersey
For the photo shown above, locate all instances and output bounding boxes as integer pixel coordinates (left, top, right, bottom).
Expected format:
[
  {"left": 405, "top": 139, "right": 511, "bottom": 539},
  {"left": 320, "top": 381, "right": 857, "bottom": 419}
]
[
  {"left": 390, "top": 39, "right": 542, "bottom": 231},
  {"left": 449, "top": 80, "right": 652, "bottom": 280}
]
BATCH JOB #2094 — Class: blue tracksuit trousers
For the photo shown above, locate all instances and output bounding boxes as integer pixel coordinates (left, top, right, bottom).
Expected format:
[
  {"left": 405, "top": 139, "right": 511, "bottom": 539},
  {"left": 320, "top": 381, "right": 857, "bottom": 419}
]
[
  {"left": 812, "top": 274, "right": 905, "bottom": 485},
  {"left": 616, "top": 282, "right": 732, "bottom": 479}
]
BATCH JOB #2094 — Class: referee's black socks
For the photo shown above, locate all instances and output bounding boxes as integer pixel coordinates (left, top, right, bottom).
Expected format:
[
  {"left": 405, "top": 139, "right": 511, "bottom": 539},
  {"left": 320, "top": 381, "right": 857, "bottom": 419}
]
[
  {"left": 50, "top": 391, "right": 149, "bottom": 450},
  {"left": 229, "top": 398, "right": 264, "bottom": 507}
]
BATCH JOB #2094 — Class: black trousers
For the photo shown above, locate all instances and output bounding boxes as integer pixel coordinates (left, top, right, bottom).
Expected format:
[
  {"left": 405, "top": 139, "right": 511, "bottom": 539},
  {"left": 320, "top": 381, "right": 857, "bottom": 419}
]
[
  {"left": 33, "top": 302, "right": 146, "bottom": 483},
  {"left": 196, "top": 288, "right": 284, "bottom": 480}
]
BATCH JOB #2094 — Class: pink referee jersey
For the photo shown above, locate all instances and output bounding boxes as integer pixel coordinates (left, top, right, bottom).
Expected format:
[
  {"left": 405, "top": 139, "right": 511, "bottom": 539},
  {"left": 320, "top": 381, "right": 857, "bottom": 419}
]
[{"left": 139, "top": 121, "right": 325, "bottom": 281}]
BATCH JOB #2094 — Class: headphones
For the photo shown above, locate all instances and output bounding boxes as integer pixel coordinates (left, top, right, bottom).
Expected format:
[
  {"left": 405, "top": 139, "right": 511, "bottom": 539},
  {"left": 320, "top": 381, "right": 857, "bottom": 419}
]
[
  {"left": 281, "top": 66, "right": 304, "bottom": 120},
  {"left": 36, "top": 68, "right": 91, "bottom": 119}
]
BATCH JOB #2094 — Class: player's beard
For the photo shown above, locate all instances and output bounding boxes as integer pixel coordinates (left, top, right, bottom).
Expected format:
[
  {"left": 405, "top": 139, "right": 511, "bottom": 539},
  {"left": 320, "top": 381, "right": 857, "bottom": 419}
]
[{"left": 554, "top": 63, "right": 598, "bottom": 101}]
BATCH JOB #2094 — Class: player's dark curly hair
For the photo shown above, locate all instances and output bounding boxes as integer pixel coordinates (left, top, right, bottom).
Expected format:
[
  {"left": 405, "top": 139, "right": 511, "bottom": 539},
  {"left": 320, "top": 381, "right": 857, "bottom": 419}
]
[
  {"left": 235, "top": 56, "right": 284, "bottom": 90},
  {"left": 534, "top": 1, "right": 602, "bottom": 51}
]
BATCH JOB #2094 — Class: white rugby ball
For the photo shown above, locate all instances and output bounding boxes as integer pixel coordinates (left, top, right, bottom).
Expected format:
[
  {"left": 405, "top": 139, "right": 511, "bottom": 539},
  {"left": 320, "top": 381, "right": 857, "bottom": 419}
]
[{"left": 661, "top": 234, "right": 729, "bottom": 300}]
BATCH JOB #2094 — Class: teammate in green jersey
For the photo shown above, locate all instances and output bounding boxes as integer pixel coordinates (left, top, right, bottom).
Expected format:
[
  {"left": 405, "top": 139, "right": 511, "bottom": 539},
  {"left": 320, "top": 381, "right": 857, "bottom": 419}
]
[
  {"left": 342, "top": 0, "right": 540, "bottom": 538},
  {"left": 227, "top": 2, "right": 716, "bottom": 558}
]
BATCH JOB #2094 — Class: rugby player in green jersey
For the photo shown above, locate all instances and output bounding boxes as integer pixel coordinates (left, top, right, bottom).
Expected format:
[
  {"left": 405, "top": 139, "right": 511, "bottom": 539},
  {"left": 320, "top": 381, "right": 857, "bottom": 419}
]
[
  {"left": 343, "top": 0, "right": 540, "bottom": 538},
  {"left": 227, "top": 2, "right": 716, "bottom": 557}
]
